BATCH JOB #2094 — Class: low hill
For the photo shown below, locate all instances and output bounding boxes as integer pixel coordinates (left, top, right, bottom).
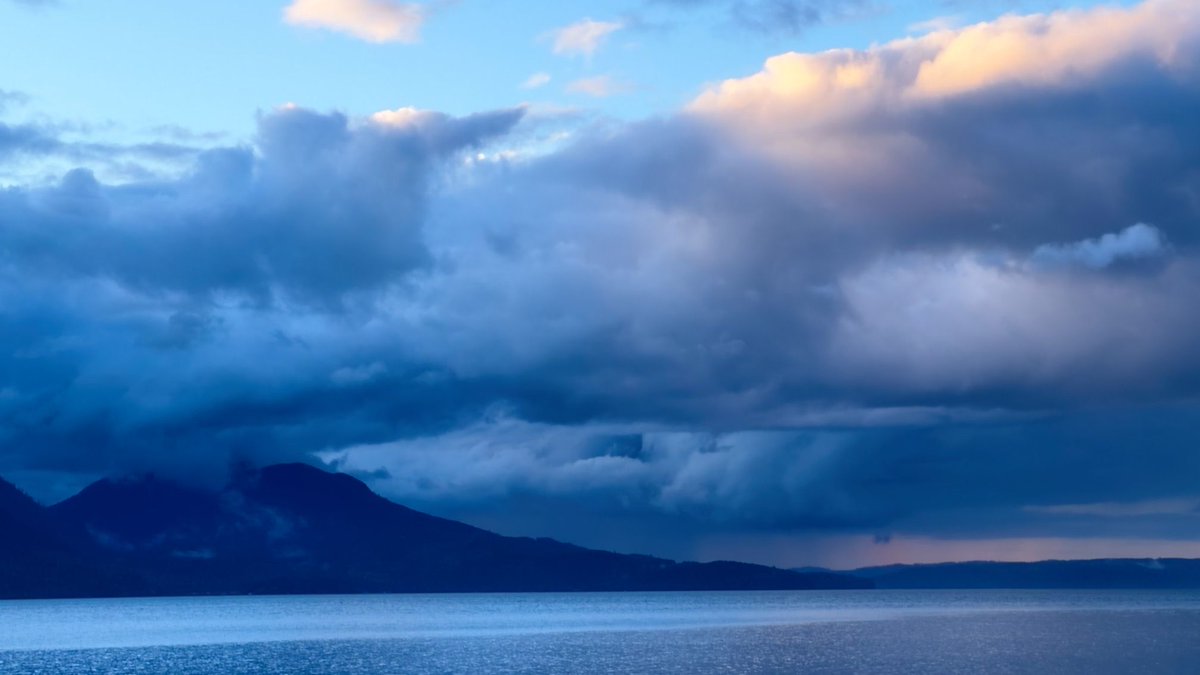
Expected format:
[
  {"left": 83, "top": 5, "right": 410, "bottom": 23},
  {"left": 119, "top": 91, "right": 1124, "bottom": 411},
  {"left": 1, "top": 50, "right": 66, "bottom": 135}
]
[{"left": 846, "top": 559, "right": 1200, "bottom": 589}]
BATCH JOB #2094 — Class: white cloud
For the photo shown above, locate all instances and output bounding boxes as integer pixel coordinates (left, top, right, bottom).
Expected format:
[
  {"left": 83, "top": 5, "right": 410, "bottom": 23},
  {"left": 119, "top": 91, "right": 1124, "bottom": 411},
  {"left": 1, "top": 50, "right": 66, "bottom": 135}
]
[
  {"left": 521, "top": 72, "right": 552, "bottom": 90},
  {"left": 284, "top": 0, "right": 426, "bottom": 44},
  {"left": 549, "top": 18, "right": 623, "bottom": 57},
  {"left": 566, "top": 75, "right": 632, "bottom": 98},
  {"left": 692, "top": 0, "right": 1200, "bottom": 117},
  {"left": 369, "top": 106, "right": 438, "bottom": 128},
  {"left": 827, "top": 249, "right": 1197, "bottom": 394},
  {"left": 1032, "top": 224, "right": 1169, "bottom": 270}
]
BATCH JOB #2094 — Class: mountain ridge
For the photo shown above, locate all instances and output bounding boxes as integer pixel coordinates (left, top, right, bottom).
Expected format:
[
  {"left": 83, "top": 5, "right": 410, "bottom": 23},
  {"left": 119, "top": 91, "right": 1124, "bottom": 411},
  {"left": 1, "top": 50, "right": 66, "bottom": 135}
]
[
  {"left": 3, "top": 462, "right": 870, "bottom": 598},
  {"left": 792, "top": 559, "right": 1200, "bottom": 589}
]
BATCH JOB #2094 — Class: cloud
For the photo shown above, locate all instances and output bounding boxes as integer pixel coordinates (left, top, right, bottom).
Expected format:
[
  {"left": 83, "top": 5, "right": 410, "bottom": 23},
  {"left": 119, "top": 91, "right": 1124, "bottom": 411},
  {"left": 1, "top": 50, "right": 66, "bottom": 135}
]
[
  {"left": 521, "top": 73, "right": 552, "bottom": 90},
  {"left": 730, "top": 0, "right": 874, "bottom": 35},
  {"left": 827, "top": 249, "right": 1198, "bottom": 397},
  {"left": 329, "top": 408, "right": 1200, "bottom": 549},
  {"left": 0, "top": 90, "right": 30, "bottom": 114},
  {"left": 0, "top": 105, "right": 523, "bottom": 304},
  {"left": 549, "top": 18, "right": 624, "bottom": 57},
  {"left": 683, "top": 0, "right": 1200, "bottom": 264},
  {"left": 331, "top": 362, "right": 389, "bottom": 386},
  {"left": 0, "top": 104, "right": 527, "bottom": 493},
  {"left": 284, "top": 0, "right": 427, "bottom": 43},
  {"left": 691, "top": 0, "right": 1200, "bottom": 111},
  {"left": 0, "top": 117, "right": 207, "bottom": 183},
  {"left": 4, "top": 0, "right": 1200, "bottom": 566},
  {"left": 565, "top": 75, "right": 633, "bottom": 98},
  {"left": 652, "top": 0, "right": 873, "bottom": 35},
  {"left": 908, "top": 15, "right": 961, "bottom": 35},
  {"left": 1032, "top": 223, "right": 1169, "bottom": 270},
  {"left": 0, "top": 121, "right": 61, "bottom": 157},
  {"left": 1027, "top": 499, "right": 1200, "bottom": 518}
]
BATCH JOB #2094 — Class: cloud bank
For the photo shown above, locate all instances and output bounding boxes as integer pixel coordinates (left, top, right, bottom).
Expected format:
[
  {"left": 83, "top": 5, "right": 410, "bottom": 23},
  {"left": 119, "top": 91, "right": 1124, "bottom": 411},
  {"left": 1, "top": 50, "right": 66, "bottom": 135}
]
[{"left": 3, "top": 0, "right": 1200, "bottom": 565}]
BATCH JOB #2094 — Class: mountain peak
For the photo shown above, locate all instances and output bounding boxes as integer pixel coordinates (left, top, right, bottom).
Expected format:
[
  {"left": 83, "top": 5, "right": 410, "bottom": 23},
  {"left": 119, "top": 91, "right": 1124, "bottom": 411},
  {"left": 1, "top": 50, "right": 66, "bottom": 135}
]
[
  {"left": 52, "top": 473, "right": 222, "bottom": 547},
  {"left": 0, "top": 475, "right": 38, "bottom": 512},
  {"left": 254, "top": 462, "right": 373, "bottom": 494},
  {"left": 238, "top": 462, "right": 403, "bottom": 519},
  {"left": 0, "top": 476, "right": 49, "bottom": 535}
]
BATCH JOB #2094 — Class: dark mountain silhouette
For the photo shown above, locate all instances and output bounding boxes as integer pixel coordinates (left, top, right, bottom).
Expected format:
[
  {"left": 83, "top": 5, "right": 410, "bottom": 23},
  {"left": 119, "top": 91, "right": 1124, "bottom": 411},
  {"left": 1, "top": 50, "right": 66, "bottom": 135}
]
[
  {"left": 844, "top": 559, "right": 1200, "bottom": 589},
  {"left": 2, "top": 463, "right": 869, "bottom": 599},
  {"left": 0, "top": 477, "right": 142, "bottom": 598}
]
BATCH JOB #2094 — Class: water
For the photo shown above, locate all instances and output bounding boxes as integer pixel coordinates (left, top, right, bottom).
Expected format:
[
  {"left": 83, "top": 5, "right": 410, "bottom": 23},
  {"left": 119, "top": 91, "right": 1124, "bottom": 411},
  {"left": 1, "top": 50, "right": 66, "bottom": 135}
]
[{"left": 2, "top": 590, "right": 1199, "bottom": 673}]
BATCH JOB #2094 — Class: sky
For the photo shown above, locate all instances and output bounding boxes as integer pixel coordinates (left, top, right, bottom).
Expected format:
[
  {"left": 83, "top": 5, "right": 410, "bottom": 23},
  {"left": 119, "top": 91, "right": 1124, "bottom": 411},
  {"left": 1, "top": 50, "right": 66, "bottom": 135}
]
[{"left": 0, "top": 0, "right": 1198, "bottom": 569}]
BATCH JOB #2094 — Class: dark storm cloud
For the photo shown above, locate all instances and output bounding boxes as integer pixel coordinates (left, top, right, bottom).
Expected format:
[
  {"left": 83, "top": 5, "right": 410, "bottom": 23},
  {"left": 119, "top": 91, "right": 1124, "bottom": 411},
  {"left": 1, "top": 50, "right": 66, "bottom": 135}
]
[
  {"left": 335, "top": 407, "right": 1200, "bottom": 532},
  {"left": 0, "top": 104, "right": 524, "bottom": 484},
  {"left": 0, "top": 122, "right": 61, "bottom": 157},
  {"left": 1, "top": 1, "right": 1199, "bottom": 559},
  {"left": 892, "top": 67, "right": 1200, "bottom": 251},
  {"left": 360, "top": 0, "right": 1200, "bottom": 546},
  {"left": 0, "top": 106, "right": 524, "bottom": 303},
  {"left": 450, "top": 45, "right": 1200, "bottom": 413},
  {"left": 328, "top": 405, "right": 1200, "bottom": 563}
]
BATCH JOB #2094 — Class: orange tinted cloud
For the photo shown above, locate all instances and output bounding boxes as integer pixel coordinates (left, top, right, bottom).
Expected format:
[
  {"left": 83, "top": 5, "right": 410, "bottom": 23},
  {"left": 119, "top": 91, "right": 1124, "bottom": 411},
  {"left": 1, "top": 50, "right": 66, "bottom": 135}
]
[
  {"left": 692, "top": 0, "right": 1199, "bottom": 120},
  {"left": 284, "top": 0, "right": 426, "bottom": 44}
]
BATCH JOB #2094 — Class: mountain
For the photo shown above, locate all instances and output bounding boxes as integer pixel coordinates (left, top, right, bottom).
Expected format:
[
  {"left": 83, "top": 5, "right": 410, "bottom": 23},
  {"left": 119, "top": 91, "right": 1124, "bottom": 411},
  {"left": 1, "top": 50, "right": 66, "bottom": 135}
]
[
  {"left": 0, "top": 477, "right": 142, "bottom": 598},
  {"left": 1, "top": 476, "right": 84, "bottom": 597},
  {"left": 0, "top": 462, "right": 870, "bottom": 598},
  {"left": 847, "top": 559, "right": 1200, "bottom": 589}
]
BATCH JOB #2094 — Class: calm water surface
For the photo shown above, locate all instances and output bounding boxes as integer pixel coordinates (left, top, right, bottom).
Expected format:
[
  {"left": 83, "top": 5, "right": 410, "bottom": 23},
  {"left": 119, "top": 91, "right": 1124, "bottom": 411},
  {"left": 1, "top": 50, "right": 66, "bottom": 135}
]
[{"left": 2, "top": 589, "right": 1199, "bottom": 673}]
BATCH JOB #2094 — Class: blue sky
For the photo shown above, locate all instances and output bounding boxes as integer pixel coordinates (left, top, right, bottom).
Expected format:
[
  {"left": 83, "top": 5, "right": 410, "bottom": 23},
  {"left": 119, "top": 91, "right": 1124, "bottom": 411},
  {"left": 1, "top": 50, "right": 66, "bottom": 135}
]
[
  {"left": 2, "top": 0, "right": 1198, "bottom": 569},
  {"left": 1, "top": 0, "right": 1131, "bottom": 141}
]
